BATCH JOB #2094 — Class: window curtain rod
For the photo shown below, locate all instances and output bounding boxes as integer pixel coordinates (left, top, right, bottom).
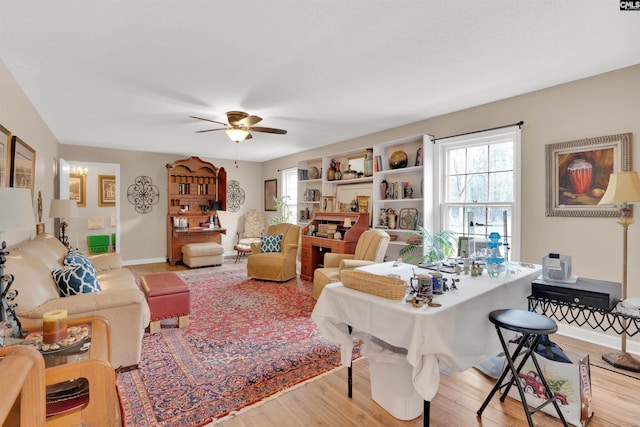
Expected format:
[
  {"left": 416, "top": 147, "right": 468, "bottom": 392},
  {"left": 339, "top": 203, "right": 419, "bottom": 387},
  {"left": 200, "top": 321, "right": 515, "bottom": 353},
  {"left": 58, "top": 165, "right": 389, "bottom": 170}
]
[{"left": 433, "top": 120, "right": 524, "bottom": 142}]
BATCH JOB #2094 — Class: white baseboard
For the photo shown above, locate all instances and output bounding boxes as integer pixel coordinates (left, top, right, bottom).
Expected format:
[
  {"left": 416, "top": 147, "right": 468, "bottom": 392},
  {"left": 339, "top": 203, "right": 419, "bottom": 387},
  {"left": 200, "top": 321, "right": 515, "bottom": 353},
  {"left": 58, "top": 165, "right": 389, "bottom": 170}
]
[
  {"left": 122, "top": 252, "right": 237, "bottom": 266},
  {"left": 557, "top": 323, "right": 640, "bottom": 355},
  {"left": 122, "top": 257, "right": 166, "bottom": 266}
]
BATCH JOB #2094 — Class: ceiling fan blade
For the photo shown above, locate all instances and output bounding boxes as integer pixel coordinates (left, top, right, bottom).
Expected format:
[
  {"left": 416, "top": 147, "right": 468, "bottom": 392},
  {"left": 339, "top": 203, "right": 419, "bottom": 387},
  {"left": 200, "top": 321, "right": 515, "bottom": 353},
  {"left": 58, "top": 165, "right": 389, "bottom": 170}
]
[
  {"left": 195, "top": 128, "right": 226, "bottom": 133},
  {"left": 189, "top": 115, "right": 228, "bottom": 127},
  {"left": 227, "top": 111, "right": 249, "bottom": 126},
  {"left": 250, "top": 126, "right": 287, "bottom": 135},
  {"left": 238, "top": 115, "right": 262, "bottom": 127}
]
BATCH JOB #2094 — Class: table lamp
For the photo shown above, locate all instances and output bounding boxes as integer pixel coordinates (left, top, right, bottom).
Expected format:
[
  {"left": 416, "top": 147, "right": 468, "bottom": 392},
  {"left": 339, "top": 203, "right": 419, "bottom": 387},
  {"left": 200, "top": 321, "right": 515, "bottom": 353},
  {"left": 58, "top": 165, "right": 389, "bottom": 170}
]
[
  {"left": 0, "top": 188, "right": 36, "bottom": 338},
  {"left": 598, "top": 171, "right": 640, "bottom": 372},
  {"left": 210, "top": 200, "right": 222, "bottom": 228},
  {"left": 49, "top": 199, "right": 79, "bottom": 248}
]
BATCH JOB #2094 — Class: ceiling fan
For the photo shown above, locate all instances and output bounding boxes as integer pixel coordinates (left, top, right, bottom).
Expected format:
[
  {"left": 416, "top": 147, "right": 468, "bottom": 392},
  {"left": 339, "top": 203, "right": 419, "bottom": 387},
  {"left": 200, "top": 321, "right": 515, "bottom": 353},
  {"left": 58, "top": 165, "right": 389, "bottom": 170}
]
[{"left": 190, "top": 111, "right": 287, "bottom": 143}]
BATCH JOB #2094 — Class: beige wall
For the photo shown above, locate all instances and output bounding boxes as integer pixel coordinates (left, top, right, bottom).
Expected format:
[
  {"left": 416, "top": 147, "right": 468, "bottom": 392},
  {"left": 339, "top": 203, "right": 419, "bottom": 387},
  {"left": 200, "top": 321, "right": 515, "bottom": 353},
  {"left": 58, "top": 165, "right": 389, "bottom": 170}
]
[
  {"left": 58, "top": 144, "right": 263, "bottom": 261},
  {"left": 265, "top": 65, "right": 640, "bottom": 298},
  {"left": 4, "top": 54, "right": 640, "bottom": 299},
  {"left": 0, "top": 60, "right": 59, "bottom": 246}
]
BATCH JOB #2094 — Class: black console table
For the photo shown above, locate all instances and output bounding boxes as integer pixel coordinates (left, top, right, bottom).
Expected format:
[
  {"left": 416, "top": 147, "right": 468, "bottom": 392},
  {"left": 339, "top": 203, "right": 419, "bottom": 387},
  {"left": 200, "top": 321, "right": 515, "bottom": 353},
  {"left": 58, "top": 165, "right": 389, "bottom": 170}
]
[{"left": 528, "top": 296, "right": 640, "bottom": 337}]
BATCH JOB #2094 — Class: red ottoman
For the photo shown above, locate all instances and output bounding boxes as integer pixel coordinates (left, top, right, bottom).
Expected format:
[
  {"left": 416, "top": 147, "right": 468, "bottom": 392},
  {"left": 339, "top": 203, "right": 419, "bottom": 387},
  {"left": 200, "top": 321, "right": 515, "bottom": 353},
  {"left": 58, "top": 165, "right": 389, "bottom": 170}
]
[{"left": 141, "top": 272, "right": 190, "bottom": 333}]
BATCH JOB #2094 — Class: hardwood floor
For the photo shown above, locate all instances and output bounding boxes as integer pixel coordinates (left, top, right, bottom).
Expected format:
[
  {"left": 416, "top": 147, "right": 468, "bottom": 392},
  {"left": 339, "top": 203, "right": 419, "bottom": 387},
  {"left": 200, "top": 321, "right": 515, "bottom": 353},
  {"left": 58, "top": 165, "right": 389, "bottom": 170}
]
[{"left": 125, "top": 260, "right": 640, "bottom": 427}]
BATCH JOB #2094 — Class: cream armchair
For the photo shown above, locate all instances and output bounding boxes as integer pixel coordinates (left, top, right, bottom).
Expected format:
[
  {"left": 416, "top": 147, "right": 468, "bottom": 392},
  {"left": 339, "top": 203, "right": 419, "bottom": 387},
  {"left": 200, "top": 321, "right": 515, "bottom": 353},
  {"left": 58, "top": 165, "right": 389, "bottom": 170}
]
[
  {"left": 313, "top": 229, "right": 390, "bottom": 299},
  {"left": 237, "top": 209, "right": 265, "bottom": 247},
  {"left": 235, "top": 209, "right": 265, "bottom": 262},
  {"left": 247, "top": 223, "right": 300, "bottom": 282}
]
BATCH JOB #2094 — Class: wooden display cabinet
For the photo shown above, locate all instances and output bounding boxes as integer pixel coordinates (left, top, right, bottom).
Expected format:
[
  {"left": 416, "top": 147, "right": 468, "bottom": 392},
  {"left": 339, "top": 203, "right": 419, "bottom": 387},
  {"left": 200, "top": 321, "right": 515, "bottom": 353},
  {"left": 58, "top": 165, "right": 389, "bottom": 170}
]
[
  {"left": 166, "top": 156, "right": 227, "bottom": 265},
  {"left": 300, "top": 211, "right": 369, "bottom": 281}
]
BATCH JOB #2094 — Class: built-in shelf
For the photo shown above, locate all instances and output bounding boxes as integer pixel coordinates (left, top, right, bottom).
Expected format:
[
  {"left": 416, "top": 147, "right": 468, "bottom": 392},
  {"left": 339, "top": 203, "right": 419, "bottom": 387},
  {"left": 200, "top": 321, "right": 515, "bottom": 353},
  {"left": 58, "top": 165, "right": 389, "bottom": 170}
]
[{"left": 297, "top": 134, "right": 434, "bottom": 261}]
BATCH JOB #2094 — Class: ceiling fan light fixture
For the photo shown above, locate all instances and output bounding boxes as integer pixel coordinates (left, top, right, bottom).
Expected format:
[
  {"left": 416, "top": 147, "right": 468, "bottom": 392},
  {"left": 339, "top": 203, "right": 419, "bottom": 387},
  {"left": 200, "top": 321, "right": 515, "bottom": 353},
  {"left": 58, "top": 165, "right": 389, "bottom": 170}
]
[{"left": 226, "top": 127, "right": 250, "bottom": 143}]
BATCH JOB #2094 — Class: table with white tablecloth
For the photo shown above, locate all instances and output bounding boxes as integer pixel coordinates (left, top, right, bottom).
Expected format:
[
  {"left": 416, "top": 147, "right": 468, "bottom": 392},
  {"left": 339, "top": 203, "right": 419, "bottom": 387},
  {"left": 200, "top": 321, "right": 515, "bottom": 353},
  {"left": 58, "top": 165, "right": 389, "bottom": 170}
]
[{"left": 311, "top": 261, "right": 542, "bottom": 421}]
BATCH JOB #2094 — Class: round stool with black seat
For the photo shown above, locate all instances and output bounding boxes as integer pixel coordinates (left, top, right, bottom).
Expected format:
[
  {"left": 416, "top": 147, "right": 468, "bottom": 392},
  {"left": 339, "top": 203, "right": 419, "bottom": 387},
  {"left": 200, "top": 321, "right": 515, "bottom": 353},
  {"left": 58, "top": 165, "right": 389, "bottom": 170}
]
[{"left": 476, "top": 309, "right": 569, "bottom": 427}]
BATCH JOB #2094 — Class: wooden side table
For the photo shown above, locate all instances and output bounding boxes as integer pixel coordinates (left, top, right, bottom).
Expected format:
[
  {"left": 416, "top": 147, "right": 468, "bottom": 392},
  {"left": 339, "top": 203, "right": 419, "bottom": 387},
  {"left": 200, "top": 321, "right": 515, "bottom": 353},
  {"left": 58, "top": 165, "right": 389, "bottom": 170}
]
[
  {"left": 3, "top": 316, "right": 117, "bottom": 427},
  {"left": 44, "top": 316, "right": 116, "bottom": 427}
]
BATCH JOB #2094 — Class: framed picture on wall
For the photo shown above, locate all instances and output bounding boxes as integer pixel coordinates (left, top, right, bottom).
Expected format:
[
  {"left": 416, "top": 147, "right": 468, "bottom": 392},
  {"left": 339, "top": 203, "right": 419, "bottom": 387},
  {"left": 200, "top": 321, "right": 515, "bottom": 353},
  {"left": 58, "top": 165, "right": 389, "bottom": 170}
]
[
  {"left": 10, "top": 135, "right": 36, "bottom": 197},
  {"left": 98, "top": 175, "right": 116, "bottom": 206},
  {"left": 264, "top": 179, "right": 277, "bottom": 211},
  {"left": 69, "top": 173, "right": 87, "bottom": 207},
  {"left": 0, "top": 124, "right": 11, "bottom": 187},
  {"left": 545, "top": 132, "right": 632, "bottom": 217}
]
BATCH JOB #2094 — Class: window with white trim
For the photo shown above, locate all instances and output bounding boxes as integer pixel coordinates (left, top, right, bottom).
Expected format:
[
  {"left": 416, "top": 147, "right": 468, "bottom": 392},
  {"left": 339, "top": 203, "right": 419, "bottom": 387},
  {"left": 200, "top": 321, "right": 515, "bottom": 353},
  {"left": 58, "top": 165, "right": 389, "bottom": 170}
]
[
  {"left": 280, "top": 167, "right": 298, "bottom": 224},
  {"left": 436, "top": 126, "right": 521, "bottom": 261}
]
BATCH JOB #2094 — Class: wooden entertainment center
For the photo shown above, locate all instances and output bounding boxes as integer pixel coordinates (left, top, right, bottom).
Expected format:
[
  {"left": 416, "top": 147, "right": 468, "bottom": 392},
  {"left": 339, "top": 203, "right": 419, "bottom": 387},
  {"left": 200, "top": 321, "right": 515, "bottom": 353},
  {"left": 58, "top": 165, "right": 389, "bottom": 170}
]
[
  {"left": 300, "top": 211, "right": 369, "bottom": 281},
  {"left": 166, "top": 156, "right": 227, "bottom": 265}
]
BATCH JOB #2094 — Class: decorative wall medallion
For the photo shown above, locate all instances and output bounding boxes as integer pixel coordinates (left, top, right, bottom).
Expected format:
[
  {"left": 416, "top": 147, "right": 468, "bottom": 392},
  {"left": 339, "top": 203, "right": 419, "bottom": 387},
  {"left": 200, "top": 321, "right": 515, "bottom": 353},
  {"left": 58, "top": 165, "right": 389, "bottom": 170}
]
[
  {"left": 226, "top": 180, "right": 245, "bottom": 212},
  {"left": 127, "top": 176, "right": 160, "bottom": 214}
]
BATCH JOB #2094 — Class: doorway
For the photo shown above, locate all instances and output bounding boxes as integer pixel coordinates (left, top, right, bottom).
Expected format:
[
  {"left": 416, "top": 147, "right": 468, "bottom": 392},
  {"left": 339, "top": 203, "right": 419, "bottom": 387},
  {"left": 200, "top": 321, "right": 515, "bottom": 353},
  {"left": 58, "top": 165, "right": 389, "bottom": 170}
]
[{"left": 59, "top": 159, "right": 121, "bottom": 253}]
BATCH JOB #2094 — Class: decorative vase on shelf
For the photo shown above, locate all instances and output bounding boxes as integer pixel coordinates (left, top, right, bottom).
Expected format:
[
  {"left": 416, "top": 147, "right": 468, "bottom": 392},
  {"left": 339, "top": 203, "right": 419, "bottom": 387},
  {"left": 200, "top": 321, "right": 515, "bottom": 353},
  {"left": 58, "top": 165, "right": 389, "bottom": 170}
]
[
  {"left": 365, "top": 150, "right": 373, "bottom": 176},
  {"left": 327, "top": 160, "right": 336, "bottom": 181},
  {"left": 387, "top": 209, "right": 397, "bottom": 229},
  {"left": 309, "top": 166, "right": 319, "bottom": 180},
  {"left": 335, "top": 162, "right": 342, "bottom": 180},
  {"left": 379, "top": 208, "right": 388, "bottom": 227},
  {"left": 380, "top": 179, "right": 388, "bottom": 200}
]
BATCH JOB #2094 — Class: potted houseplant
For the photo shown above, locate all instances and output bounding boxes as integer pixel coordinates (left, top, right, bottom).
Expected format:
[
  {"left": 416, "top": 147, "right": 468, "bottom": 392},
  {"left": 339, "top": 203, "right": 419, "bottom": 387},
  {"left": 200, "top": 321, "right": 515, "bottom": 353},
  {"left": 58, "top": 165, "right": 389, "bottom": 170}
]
[
  {"left": 399, "top": 226, "right": 457, "bottom": 264},
  {"left": 271, "top": 196, "right": 295, "bottom": 225}
]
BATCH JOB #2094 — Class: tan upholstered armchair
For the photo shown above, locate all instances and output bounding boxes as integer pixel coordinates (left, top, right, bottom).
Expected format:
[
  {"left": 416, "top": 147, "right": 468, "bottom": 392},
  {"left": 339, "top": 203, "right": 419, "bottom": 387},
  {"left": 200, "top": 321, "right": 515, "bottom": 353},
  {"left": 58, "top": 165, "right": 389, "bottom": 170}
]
[
  {"left": 247, "top": 223, "right": 300, "bottom": 282},
  {"left": 313, "top": 229, "right": 390, "bottom": 299}
]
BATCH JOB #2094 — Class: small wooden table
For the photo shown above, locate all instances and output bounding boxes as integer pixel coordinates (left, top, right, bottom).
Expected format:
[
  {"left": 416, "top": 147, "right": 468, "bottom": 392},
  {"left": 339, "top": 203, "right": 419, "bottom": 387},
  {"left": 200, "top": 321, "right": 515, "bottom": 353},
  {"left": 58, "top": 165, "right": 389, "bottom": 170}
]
[{"left": 3, "top": 316, "right": 117, "bottom": 426}]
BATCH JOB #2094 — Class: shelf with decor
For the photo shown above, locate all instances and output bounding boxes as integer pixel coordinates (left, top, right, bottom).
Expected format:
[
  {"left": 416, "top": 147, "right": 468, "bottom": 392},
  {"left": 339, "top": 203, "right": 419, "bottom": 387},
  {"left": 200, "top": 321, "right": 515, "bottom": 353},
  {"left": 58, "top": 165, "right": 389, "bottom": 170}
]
[
  {"left": 371, "top": 134, "right": 434, "bottom": 260},
  {"left": 298, "top": 148, "right": 375, "bottom": 225},
  {"left": 319, "top": 148, "right": 374, "bottom": 221},
  {"left": 297, "top": 159, "right": 323, "bottom": 223},
  {"left": 166, "top": 156, "right": 227, "bottom": 265}
]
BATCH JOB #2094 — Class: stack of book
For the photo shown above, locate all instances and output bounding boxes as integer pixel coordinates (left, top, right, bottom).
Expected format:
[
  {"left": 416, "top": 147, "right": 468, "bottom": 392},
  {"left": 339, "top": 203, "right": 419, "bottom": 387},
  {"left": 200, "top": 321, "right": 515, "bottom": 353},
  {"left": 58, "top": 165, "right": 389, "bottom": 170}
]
[
  {"left": 316, "top": 223, "right": 337, "bottom": 238},
  {"left": 388, "top": 181, "right": 410, "bottom": 199},
  {"left": 305, "top": 189, "right": 321, "bottom": 201}
]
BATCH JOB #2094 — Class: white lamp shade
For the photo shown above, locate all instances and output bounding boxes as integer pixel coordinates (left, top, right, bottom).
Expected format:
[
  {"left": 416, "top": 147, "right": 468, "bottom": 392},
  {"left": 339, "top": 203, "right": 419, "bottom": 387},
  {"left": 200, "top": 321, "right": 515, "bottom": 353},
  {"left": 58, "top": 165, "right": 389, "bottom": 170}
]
[
  {"left": 49, "top": 199, "right": 79, "bottom": 219},
  {"left": 0, "top": 188, "right": 35, "bottom": 232},
  {"left": 598, "top": 171, "right": 640, "bottom": 205},
  {"left": 225, "top": 128, "right": 250, "bottom": 142}
]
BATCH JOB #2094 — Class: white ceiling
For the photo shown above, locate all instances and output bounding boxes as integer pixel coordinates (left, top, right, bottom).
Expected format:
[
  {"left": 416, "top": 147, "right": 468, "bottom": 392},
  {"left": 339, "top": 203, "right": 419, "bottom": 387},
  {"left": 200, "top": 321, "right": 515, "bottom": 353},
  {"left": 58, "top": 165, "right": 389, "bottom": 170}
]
[{"left": 1, "top": 1, "right": 639, "bottom": 163}]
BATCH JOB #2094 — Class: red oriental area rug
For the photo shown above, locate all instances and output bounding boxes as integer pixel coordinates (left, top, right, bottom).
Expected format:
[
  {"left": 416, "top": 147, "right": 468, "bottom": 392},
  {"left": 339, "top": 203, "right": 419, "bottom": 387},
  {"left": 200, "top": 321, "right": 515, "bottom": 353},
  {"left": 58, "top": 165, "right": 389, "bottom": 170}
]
[{"left": 117, "top": 265, "right": 357, "bottom": 426}]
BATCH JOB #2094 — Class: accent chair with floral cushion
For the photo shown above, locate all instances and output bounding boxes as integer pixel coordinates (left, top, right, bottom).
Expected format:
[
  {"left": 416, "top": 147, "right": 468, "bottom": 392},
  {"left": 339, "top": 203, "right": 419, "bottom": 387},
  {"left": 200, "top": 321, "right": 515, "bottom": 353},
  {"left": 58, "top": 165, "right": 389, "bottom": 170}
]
[
  {"left": 235, "top": 209, "right": 265, "bottom": 262},
  {"left": 247, "top": 223, "right": 300, "bottom": 282}
]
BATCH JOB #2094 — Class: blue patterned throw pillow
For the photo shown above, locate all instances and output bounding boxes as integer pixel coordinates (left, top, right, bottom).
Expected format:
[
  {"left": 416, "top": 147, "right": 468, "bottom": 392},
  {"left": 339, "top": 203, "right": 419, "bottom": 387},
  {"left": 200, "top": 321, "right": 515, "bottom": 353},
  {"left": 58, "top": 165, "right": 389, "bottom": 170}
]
[
  {"left": 52, "top": 265, "right": 102, "bottom": 296},
  {"left": 260, "top": 234, "right": 283, "bottom": 253},
  {"left": 65, "top": 249, "right": 97, "bottom": 276}
]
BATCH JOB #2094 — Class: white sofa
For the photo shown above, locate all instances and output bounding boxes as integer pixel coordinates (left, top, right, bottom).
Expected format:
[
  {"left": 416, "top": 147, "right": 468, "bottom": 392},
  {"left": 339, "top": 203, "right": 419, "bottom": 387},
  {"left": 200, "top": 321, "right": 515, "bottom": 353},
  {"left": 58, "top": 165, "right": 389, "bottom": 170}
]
[{"left": 5, "top": 233, "right": 150, "bottom": 369}]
